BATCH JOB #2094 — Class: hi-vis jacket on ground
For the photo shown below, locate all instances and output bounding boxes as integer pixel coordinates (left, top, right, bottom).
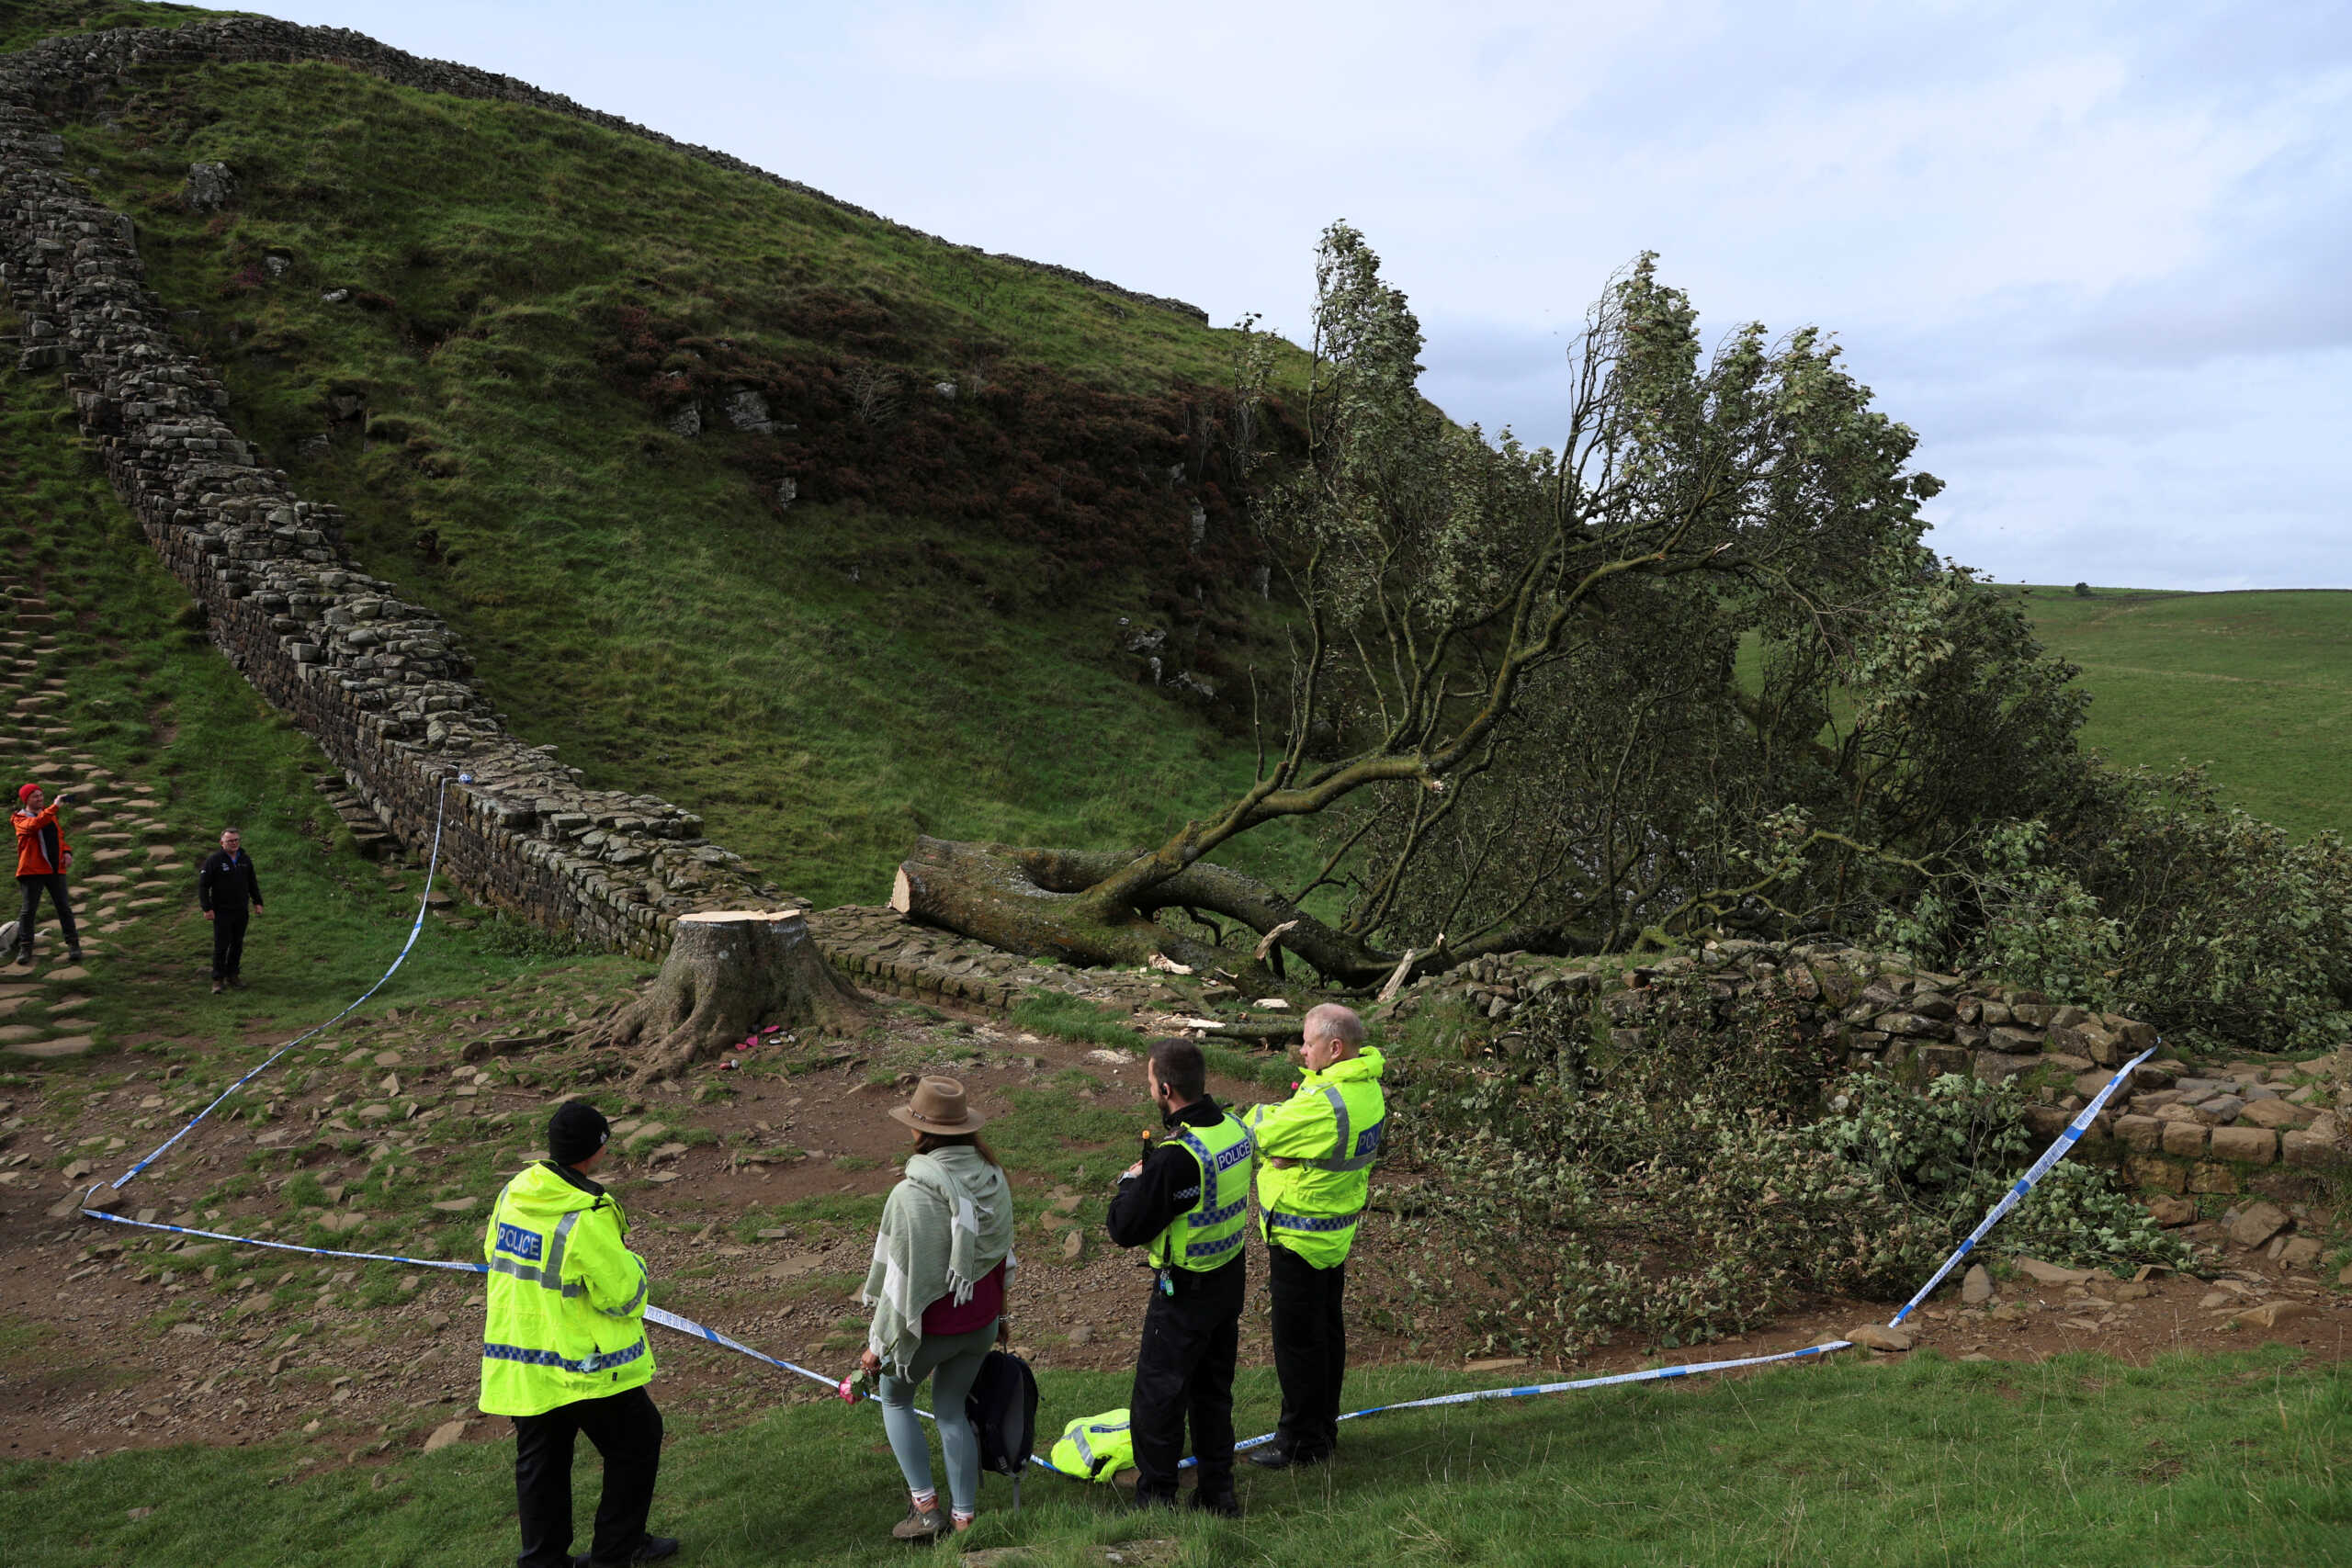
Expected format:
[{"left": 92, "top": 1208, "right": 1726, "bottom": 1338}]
[
  {"left": 478, "top": 1161, "right": 656, "bottom": 1416},
  {"left": 1048, "top": 1407, "right": 1136, "bottom": 1482},
  {"left": 1241, "top": 1047, "right": 1387, "bottom": 1269}
]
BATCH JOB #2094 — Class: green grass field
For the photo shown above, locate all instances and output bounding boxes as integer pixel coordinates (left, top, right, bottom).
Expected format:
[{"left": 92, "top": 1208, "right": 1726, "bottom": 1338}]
[
  {"left": 2010, "top": 587, "right": 2352, "bottom": 840},
  {"left": 2, "top": 1347, "right": 2342, "bottom": 1566}
]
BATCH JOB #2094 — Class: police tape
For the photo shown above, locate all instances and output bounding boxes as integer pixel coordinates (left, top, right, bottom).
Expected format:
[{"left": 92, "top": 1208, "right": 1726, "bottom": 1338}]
[
  {"left": 1887, "top": 1043, "right": 2156, "bottom": 1328},
  {"left": 1188, "top": 1041, "right": 2161, "bottom": 1467},
  {"left": 100, "top": 776, "right": 457, "bottom": 1194},
  {"left": 65, "top": 823, "right": 2161, "bottom": 1483}
]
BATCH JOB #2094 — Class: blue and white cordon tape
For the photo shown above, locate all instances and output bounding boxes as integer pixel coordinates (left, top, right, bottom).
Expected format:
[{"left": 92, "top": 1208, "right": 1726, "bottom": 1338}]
[{"left": 68, "top": 799, "right": 2159, "bottom": 1480}]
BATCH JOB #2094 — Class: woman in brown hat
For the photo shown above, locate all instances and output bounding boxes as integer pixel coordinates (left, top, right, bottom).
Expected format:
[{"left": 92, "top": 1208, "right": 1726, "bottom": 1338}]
[{"left": 856, "top": 1077, "right": 1017, "bottom": 1540}]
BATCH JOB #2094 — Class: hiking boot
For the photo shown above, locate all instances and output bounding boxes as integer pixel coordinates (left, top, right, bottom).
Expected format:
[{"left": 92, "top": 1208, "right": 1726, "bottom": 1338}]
[
  {"left": 10, "top": 948, "right": 28, "bottom": 967},
  {"left": 63, "top": 948, "right": 82, "bottom": 964},
  {"left": 210, "top": 979, "right": 224, "bottom": 995},
  {"left": 228, "top": 976, "right": 246, "bottom": 990},
  {"left": 1126, "top": 1485, "right": 1179, "bottom": 1513},
  {"left": 890, "top": 1503, "right": 946, "bottom": 1540}
]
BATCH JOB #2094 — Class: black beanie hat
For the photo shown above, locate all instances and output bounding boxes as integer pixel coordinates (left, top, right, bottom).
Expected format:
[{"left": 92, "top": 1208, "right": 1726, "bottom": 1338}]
[{"left": 548, "top": 1100, "right": 611, "bottom": 1167}]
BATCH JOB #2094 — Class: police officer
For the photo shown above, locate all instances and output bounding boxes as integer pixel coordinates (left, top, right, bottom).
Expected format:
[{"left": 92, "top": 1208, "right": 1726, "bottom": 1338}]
[
  {"left": 480, "top": 1100, "right": 680, "bottom": 1568},
  {"left": 1105, "top": 1037, "right": 1254, "bottom": 1516},
  {"left": 1242, "top": 1003, "right": 1385, "bottom": 1471}
]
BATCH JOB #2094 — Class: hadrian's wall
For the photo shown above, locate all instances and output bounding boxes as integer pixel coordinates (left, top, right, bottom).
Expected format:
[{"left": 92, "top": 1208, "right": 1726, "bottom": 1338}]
[
  {"left": 0, "top": 60, "right": 785, "bottom": 957},
  {"left": 1380, "top": 939, "right": 2352, "bottom": 1184}
]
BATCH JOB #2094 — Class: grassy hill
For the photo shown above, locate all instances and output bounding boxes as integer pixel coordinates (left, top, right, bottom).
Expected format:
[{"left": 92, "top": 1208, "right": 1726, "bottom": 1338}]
[
  {"left": 2007, "top": 587, "right": 2352, "bottom": 840},
  {"left": 22, "top": 22, "right": 1324, "bottom": 909}
]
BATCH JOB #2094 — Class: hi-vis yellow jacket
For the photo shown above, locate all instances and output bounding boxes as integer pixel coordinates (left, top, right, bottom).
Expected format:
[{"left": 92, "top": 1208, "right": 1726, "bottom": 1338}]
[
  {"left": 1242, "top": 1047, "right": 1387, "bottom": 1269},
  {"left": 478, "top": 1161, "right": 656, "bottom": 1416}
]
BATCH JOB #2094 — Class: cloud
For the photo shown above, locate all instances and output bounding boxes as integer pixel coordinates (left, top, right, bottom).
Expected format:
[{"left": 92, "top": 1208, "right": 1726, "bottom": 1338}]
[{"left": 254, "top": 0, "right": 2352, "bottom": 585}]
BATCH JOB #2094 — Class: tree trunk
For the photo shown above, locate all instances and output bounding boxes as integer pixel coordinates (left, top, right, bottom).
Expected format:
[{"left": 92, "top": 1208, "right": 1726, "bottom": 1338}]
[
  {"left": 892, "top": 836, "right": 1420, "bottom": 987},
  {"left": 593, "top": 910, "right": 869, "bottom": 1083},
  {"left": 889, "top": 840, "right": 1231, "bottom": 974}
]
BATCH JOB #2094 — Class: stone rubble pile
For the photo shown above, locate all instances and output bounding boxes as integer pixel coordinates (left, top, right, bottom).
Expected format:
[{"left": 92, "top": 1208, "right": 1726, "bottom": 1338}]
[{"left": 0, "top": 78, "right": 781, "bottom": 957}]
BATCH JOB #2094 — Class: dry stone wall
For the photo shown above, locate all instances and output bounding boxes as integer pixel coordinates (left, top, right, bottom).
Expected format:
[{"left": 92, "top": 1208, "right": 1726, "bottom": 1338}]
[
  {"left": 0, "top": 17, "right": 1209, "bottom": 324},
  {"left": 0, "top": 73, "right": 784, "bottom": 957},
  {"left": 1377, "top": 939, "right": 2352, "bottom": 1183}
]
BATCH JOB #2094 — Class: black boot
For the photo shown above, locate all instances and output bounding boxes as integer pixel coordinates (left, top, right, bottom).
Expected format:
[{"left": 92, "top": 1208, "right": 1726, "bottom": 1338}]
[{"left": 1185, "top": 1486, "right": 1242, "bottom": 1518}]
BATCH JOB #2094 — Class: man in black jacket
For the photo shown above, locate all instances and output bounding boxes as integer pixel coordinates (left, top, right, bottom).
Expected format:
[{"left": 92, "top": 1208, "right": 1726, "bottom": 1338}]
[
  {"left": 198, "top": 828, "right": 264, "bottom": 994},
  {"left": 1104, "top": 1037, "right": 1254, "bottom": 1517}
]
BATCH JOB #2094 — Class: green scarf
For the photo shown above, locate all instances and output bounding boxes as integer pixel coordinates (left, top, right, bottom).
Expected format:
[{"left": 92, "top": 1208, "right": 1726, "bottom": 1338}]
[{"left": 860, "top": 1146, "right": 1015, "bottom": 1375}]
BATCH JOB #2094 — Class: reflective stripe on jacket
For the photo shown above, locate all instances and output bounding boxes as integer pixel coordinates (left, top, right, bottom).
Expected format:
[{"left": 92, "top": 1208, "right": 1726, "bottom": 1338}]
[
  {"left": 1243, "top": 1047, "right": 1387, "bottom": 1269},
  {"left": 478, "top": 1161, "right": 656, "bottom": 1416},
  {"left": 1048, "top": 1407, "right": 1134, "bottom": 1482},
  {"left": 1150, "top": 1111, "right": 1254, "bottom": 1272}
]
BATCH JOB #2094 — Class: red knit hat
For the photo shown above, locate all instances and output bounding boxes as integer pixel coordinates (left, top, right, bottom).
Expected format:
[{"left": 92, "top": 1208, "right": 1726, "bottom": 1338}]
[{"left": 16, "top": 784, "right": 37, "bottom": 803}]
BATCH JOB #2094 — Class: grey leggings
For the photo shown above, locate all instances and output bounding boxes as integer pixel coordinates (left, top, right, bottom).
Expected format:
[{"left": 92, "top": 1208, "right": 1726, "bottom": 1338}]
[{"left": 877, "top": 1320, "right": 999, "bottom": 1515}]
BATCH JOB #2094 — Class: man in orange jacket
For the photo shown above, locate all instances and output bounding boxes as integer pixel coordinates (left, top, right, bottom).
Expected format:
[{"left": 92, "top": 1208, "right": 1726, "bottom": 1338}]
[{"left": 12, "top": 783, "right": 82, "bottom": 966}]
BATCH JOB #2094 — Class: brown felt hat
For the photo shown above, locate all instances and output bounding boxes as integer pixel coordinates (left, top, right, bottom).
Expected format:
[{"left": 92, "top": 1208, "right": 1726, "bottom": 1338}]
[{"left": 888, "top": 1076, "right": 988, "bottom": 1134}]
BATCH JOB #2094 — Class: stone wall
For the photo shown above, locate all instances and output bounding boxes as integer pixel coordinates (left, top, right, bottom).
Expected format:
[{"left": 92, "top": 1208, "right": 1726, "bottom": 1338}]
[
  {"left": 0, "top": 17, "right": 1209, "bottom": 325},
  {"left": 0, "top": 82, "right": 784, "bottom": 958},
  {"left": 1375, "top": 938, "right": 2352, "bottom": 1182}
]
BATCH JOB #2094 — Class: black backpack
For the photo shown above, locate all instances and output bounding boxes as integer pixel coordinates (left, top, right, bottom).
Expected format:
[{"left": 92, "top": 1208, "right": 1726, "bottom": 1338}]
[{"left": 965, "top": 1349, "right": 1040, "bottom": 1508}]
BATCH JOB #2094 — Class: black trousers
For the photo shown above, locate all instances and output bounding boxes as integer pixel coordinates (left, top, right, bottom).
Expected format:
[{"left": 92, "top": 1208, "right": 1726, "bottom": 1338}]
[
  {"left": 209, "top": 905, "right": 249, "bottom": 980},
  {"left": 1128, "top": 1260, "right": 1243, "bottom": 1499},
  {"left": 13, "top": 874, "right": 76, "bottom": 953},
  {"left": 1269, "top": 1244, "right": 1348, "bottom": 1460},
  {"left": 511, "top": 1384, "right": 663, "bottom": 1568}
]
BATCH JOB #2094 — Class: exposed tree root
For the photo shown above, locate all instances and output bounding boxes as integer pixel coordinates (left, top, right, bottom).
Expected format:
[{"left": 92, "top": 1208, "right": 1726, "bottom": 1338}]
[{"left": 591, "top": 909, "right": 869, "bottom": 1083}]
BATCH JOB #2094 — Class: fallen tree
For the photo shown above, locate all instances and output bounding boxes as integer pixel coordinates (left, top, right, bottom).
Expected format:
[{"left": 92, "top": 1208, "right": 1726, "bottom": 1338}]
[{"left": 896, "top": 226, "right": 2086, "bottom": 988}]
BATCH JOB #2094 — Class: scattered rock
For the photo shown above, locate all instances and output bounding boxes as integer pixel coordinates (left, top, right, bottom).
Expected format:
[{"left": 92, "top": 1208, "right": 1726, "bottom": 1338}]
[
  {"left": 1060, "top": 1228, "right": 1084, "bottom": 1263},
  {"left": 2013, "top": 1258, "right": 2097, "bottom": 1286},
  {"left": 2231, "top": 1302, "right": 2320, "bottom": 1330},
  {"left": 1847, "top": 1324, "right": 1911, "bottom": 1352},
  {"left": 1464, "top": 1356, "right": 1531, "bottom": 1372},
  {"left": 2144, "top": 1194, "right": 2198, "bottom": 1227},
  {"left": 1961, "top": 1264, "right": 1994, "bottom": 1304},
  {"left": 2225, "top": 1201, "right": 2290, "bottom": 1250},
  {"left": 422, "top": 1417, "right": 469, "bottom": 1454}
]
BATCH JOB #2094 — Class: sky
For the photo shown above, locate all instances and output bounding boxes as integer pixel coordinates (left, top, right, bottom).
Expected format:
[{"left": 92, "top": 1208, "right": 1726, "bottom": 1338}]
[{"left": 248, "top": 1, "right": 2352, "bottom": 589}]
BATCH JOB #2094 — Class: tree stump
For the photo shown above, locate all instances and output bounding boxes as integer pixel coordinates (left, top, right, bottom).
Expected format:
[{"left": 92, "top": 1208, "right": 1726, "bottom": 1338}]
[{"left": 592, "top": 909, "right": 869, "bottom": 1083}]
